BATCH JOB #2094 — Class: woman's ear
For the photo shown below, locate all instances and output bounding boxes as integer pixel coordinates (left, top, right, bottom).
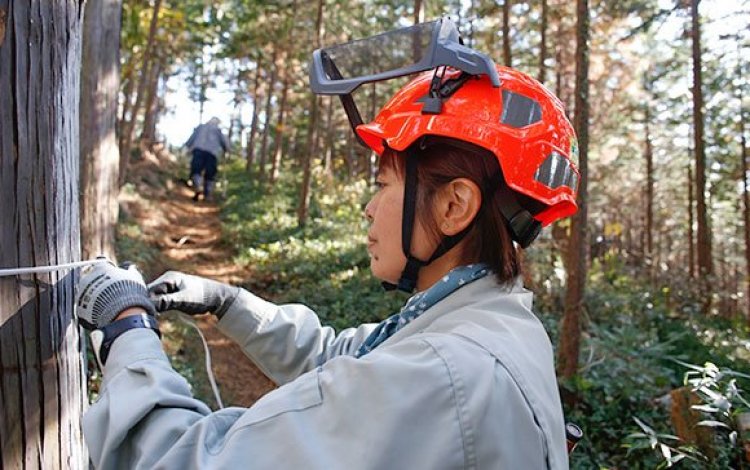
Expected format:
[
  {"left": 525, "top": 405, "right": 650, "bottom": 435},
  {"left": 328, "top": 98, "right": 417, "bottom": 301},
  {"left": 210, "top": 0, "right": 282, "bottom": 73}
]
[{"left": 436, "top": 178, "right": 483, "bottom": 236}]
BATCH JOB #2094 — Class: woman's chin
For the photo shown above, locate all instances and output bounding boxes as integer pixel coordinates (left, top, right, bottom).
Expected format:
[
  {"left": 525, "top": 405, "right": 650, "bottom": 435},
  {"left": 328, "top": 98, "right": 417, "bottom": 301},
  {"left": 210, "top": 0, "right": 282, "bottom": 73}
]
[{"left": 370, "top": 261, "right": 398, "bottom": 285}]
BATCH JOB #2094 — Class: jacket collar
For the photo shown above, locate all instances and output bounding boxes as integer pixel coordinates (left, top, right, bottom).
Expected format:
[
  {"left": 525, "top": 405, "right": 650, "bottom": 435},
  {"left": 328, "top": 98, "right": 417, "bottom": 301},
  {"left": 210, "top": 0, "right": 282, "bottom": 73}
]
[{"left": 377, "top": 275, "right": 532, "bottom": 349}]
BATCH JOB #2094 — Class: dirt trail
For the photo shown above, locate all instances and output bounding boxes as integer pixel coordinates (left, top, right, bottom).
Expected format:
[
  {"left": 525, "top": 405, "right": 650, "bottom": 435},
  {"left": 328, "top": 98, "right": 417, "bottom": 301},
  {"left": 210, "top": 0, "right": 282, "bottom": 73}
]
[{"left": 131, "top": 171, "right": 276, "bottom": 406}]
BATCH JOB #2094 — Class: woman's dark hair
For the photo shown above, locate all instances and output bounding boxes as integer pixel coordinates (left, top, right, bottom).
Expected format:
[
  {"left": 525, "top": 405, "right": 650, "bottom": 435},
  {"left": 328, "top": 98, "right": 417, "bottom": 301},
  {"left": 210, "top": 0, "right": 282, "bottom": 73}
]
[{"left": 380, "top": 138, "right": 530, "bottom": 285}]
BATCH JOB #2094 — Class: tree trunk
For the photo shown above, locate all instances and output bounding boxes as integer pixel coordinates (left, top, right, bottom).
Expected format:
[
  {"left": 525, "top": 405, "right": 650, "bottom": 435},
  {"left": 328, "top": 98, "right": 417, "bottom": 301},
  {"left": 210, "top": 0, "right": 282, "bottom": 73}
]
[
  {"left": 269, "top": 70, "right": 289, "bottom": 184},
  {"left": 557, "top": 0, "right": 590, "bottom": 382},
  {"left": 413, "top": 0, "right": 423, "bottom": 24},
  {"left": 502, "top": 0, "right": 512, "bottom": 67},
  {"left": 80, "top": 0, "right": 123, "bottom": 262},
  {"left": 298, "top": 0, "right": 325, "bottom": 227},
  {"left": 119, "top": 65, "right": 135, "bottom": 139},
  {"left": 140, "top": 56, "right": 163, "bottom": 145},
  {"left": 269, "top": 3, "right": 299, "bottom": 184},
  {"left": 246, "top": 60, "right": 263, "bottom": 174},
  {"left": 691, "top": 0, "right": 712, "bottom": 307},
  {"left": 366, "top": 81, "right": 378, "bottom": 181},
  {"left": 324, "top": 96, "right": 336, "bottom": 181},
  {"left": 688, "top": 161, "right": 696, "bottom": 278},
  {"left": 538, "top": 0, "right": 548, "bottom": 84},
  {"left": 737, "top": 52, "right": 750, "bottom": 324},
  {"left": 0, "top": 2, "right": 87, "bottom": 467},
  {"left": 645, "top": 105, "right": 654, "bottom": 282},
  {"left": 258, "top": 47, "right": 279, "bottom": 182},
  {"left": 119, "top": 0, "right": 162, "bottom": 185}
]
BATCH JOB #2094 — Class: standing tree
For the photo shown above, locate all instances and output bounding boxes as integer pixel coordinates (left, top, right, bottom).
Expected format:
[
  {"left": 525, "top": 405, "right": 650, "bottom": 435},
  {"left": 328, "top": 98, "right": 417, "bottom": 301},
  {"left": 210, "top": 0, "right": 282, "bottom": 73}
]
[
  {"left": 246, "top": 59, "right": 263, "bottom": 174},
  {"left": 119, "top": 0, "right": 162, "bottom": 183},
  {"left": 80, "top": 0, "right": 123, "bottom": 260},
  {"left": 0, "top": 1, "right": 87, "bottom": 467},
  {"left": 298, "top": 0, "right": 325, "bottom": 227},
  {"left": 502, "top": 0, "right": 512, "bottom": 66},
  {"left": 735, "top": 40, "right": 750, "bottom": 322},
  {"left": 691, "top": 0, "right": 712, "bottom": 302},
  {"left": 644, "top": 100, "right": 655, "bottom": 281},
  {"left": 538, "top": 0, "right": 548, "bottom": 84},
  {"left": 557, "top": 0, "right": 590, "bottom": 381}
]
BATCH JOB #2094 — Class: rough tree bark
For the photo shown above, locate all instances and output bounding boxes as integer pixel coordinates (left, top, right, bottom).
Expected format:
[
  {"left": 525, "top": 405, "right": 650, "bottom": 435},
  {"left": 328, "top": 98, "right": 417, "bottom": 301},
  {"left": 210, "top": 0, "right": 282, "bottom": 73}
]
[
  {"left": 0, "top": 1, "right": 87, "bottom": 468},
  {"left": 691, "top": 0, "right": 712, "bottom": 306},
  {"left": 80, "top": 0, "right": 123, "bottom": 261},
  {"left": 557, "top": 0, "right": 590, "bottom": 382}
]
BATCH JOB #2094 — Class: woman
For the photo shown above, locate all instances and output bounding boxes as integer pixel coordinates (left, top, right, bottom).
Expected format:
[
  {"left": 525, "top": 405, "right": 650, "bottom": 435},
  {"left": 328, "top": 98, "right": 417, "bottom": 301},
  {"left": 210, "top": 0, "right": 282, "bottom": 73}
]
[{"left": 78, "top": 57, "right": 579, "bottom": 469}]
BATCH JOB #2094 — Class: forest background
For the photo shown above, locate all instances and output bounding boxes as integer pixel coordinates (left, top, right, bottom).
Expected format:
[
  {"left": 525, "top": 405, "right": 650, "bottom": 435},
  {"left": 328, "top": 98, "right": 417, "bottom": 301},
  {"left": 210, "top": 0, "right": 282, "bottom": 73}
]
[{"left": 1, "top": 0, "right": 750, "bottom": 468}]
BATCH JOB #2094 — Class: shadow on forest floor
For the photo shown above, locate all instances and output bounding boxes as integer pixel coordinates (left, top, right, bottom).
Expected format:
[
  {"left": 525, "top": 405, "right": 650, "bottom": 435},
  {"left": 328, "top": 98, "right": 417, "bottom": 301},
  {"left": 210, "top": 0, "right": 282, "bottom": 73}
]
[{"left": 117, "top": 151, "right": 276, "bottom": 407}]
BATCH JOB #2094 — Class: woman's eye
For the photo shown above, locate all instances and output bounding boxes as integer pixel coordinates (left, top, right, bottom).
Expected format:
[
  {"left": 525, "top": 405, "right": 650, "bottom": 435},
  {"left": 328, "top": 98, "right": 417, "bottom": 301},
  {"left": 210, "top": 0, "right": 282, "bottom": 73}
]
[{"left": 374, "top": 181, "right": 386, "bottom": 190}]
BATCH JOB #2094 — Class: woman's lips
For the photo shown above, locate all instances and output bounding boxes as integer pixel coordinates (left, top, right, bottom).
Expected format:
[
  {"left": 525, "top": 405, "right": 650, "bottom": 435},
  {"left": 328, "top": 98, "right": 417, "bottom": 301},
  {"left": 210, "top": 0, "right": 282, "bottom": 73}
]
[{"left": 367, "top": 235, "right": 377, "bottom": 258}]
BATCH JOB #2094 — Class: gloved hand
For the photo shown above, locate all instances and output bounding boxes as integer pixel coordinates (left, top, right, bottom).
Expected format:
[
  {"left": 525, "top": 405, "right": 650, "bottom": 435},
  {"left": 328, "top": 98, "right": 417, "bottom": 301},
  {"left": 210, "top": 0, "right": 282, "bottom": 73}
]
[
  {"left": 76, "top": 261, "right": 156, "bottom": 330},
  {"left": 148, "top": 271, "right": 240, "bottom": 318}
]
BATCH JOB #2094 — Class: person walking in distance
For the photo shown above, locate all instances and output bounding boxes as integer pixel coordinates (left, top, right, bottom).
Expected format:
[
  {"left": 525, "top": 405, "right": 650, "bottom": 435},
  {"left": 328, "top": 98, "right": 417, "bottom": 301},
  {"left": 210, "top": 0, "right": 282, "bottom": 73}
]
[{"left": 185, "top": 117, "right": 230, "bottom": 201}]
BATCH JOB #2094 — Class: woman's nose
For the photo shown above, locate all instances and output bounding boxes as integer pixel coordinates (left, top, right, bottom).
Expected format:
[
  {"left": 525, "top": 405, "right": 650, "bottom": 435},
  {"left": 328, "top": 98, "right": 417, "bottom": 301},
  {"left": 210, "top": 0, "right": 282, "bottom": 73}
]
[{"left": 364, "top": 198, "right": 375, "bottom": 222}]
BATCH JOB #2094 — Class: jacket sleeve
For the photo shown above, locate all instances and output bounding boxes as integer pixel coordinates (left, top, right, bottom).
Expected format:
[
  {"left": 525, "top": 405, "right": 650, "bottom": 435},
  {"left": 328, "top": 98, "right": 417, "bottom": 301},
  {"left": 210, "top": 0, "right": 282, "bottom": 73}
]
[
  {"left": 215, "top": 289, "right": 380, "bottom": 384},
  {"left": 83, "top": 330, "right": 464, "bottom": 470},
  {"left": 184, "top": 126, "right": 199, "bottom": 149}
]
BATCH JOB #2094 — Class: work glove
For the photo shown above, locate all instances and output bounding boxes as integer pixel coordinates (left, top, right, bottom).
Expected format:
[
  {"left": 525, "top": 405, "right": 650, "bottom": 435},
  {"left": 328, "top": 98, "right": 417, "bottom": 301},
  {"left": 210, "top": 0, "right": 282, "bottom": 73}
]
[
  {"left": 76, "top": 261, "right": 156, "bottom": 330},
  {"left": 148, "top": 271, "right": 240, "bottom": 318}
]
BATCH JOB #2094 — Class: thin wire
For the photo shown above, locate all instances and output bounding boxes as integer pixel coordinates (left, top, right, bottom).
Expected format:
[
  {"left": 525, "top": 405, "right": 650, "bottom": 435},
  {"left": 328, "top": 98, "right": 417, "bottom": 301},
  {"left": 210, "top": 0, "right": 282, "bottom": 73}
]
[
  {"left": 0, "top": 257, "right": 225, "bottom": 409},
  {"left": 0, "top": 258, "right": 110, "bottom": 277},
  {"left": 176, "top": 313, "right": 224, "bottom": 409}
]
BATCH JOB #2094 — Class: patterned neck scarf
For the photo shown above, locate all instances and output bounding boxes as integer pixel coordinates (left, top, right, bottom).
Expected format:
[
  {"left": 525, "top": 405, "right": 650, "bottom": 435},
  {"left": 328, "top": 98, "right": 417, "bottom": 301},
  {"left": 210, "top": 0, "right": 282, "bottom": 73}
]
[{"left": 356, "top": 264, "right": 490, "bottom": 358}]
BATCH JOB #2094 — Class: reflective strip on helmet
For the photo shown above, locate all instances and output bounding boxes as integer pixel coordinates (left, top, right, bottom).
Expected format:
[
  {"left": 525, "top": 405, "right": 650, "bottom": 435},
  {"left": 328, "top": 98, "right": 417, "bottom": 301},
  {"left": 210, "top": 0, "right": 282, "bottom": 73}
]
[
  {"left": 501, "top": 90, "right": 542, "bottom": 128},
  {"left": 534, "top": 151, "right": 579, "bottom": 190}
]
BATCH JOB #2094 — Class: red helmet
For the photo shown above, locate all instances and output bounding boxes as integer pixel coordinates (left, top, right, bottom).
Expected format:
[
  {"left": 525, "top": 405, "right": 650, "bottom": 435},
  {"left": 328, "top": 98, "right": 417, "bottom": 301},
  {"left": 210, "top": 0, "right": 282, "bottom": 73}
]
[{"left": 356, "top": 65, "right": 580, "bottom": 227}]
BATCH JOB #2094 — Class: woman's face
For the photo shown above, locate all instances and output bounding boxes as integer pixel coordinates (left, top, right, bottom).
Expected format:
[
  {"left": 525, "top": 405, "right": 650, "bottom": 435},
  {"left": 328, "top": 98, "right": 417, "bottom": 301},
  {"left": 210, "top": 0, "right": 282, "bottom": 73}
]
[{"left": 364, "top": 161, "right": 433, "bottom": 284}]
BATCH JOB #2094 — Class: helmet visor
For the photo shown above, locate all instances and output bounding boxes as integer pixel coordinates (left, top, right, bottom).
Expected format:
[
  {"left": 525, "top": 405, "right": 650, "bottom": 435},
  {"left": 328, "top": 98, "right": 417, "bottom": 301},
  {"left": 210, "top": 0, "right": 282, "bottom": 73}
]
[{"left": 310, "top": 18, "right": 499, "bottom": 95}]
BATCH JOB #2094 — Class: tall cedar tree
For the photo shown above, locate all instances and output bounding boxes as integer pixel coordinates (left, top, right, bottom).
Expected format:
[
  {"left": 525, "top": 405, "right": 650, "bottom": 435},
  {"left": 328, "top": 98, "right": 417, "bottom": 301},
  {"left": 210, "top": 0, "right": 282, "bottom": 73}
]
[
  {"left": 0, "top": 1, "right": 87, "bottom": 467},
  {"left": 80, "top": 0, "right": 123, "bottom": 260},
  {"left": 557, "top": 0, "right": 590, "bottom": 381},
  {"left": 691, "top": 0, "right": 713, "bottom": 307},
  {"left": 298, "top": 0, "right": 325, "bottom": 226}
]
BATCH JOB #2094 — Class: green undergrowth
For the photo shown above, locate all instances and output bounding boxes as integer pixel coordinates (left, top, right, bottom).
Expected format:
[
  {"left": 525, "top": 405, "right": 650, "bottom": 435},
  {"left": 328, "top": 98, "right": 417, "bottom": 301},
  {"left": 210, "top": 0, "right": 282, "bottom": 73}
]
[
  {"left": 532, "top": 256, "right": 750, "bottom": 469},
  {"left": 221, "top": 160, "right": 408, "bottom": 330}
]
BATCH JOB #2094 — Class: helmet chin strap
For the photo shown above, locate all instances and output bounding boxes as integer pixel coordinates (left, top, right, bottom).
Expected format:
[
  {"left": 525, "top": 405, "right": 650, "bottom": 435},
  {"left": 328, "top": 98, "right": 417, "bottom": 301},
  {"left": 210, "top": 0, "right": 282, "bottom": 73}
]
[
  {"left": 381, "top": 147, "right": 473, "bottom": 293},
  {"left": 380, "top": 140, "right": 543, "bottom": 293}
]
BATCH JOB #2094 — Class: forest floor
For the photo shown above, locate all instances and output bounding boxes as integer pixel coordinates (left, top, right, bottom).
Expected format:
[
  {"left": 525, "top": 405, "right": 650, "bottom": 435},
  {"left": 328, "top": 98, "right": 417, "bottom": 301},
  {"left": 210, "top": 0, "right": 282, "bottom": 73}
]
[{"left": 119, "top": 151, "right": 276, "bottom": 407}]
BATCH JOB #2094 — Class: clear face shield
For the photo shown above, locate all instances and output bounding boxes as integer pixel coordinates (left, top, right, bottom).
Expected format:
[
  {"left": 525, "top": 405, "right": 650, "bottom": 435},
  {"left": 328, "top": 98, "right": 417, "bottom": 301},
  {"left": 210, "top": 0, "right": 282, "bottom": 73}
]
[{"left": 309, "top": 19, "right": 500, "bottom": 146}]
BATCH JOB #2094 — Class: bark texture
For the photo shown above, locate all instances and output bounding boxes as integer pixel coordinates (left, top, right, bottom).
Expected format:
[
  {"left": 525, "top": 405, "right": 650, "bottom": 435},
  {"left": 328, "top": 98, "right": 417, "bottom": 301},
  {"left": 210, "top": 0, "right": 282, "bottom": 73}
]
[
  {"left": 0, "top": 1, "right": 87, "bottom": 468},
  {"left": 80, "top": 0, "right": 123, "bottom": 261}
]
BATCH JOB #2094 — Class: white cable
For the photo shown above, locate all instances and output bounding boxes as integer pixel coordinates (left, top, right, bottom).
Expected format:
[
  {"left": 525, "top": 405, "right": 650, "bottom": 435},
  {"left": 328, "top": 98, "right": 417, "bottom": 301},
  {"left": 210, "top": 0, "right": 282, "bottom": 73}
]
[
  {"left": 176, "top": 313, "right": 225, "bottom": 409},
  {"left": 0, "top": 258, "right": 110, "bottom": 277},
  {"left": 0, "top": 258, "right": 225, "bottom": 409}
]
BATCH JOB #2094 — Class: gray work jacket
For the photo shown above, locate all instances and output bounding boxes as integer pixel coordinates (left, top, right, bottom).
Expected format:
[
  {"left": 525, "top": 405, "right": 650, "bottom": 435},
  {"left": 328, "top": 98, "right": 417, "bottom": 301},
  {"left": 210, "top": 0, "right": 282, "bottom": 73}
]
[
  {"left": 83, "top": 276, "right": 569, "bottom": 469},
  {"left": 185, "top": 123, "right": 230, "bottom": 158}
]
